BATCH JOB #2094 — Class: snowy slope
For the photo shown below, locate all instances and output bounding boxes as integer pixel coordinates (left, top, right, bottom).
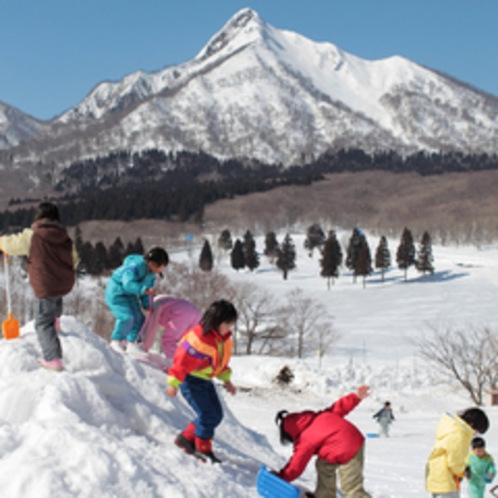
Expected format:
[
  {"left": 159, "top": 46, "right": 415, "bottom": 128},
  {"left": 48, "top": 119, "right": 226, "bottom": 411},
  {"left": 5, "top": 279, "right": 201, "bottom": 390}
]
[
  {"left": 0, "top": 318, "right": 274, "bottom": 497},
  {"left": 1, "top": 236, "right": 498, "bottom": 496},
  {"left": 0, "top": 101, "right": 46, "bottom": 149},
  {"left": 1, "top": 8, "right": 498, "bottom": 171}
]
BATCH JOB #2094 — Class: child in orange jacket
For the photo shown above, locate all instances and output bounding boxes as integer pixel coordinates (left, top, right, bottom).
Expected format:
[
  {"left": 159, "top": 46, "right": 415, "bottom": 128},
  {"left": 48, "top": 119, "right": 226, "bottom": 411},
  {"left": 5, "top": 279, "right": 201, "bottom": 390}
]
[{"left": 166, "top": 299, "right": 237, "bottom": 463}]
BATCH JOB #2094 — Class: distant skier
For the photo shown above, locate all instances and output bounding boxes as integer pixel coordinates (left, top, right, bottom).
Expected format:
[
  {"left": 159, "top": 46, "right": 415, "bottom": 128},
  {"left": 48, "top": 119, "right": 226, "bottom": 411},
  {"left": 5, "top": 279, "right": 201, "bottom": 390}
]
[
  {"left": 465, "top": 437, "right": 495, "bottom": 498},
  {"left": 105, "top": 247, "right": 168, "bottom": 354},
  {"left": 274, "top": 385, "right": 372, "bottom": 497},
  {"left": 426, "top": 407, "right": 490, "bottom": 498},
  {"left": 373, "top": 401, "right": 395, "bottom": 437},
  {"left": 166, "top": 300, "right": 238, "bottom": 464},
  {"left": 137, "top": 295, "right": 202, "bottom": 367}
]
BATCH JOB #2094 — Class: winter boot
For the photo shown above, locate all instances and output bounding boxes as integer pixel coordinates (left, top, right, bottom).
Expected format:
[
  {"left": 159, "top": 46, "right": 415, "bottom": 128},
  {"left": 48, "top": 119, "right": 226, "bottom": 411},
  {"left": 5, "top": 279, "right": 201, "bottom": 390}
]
[
  {"left": 126, "top": 342, "right": 147, "bottom": 358},
  {"left": 39, "top": 358, "right": 63, "bottom": 372},
  {"left": 110, "top": 340, "right": 126, "bottom": 353},
  {"left": 175, "top": 422, "right": 196, "bottom": 455},
  {"left": 194, "top": 437, "right": 222, "bottom": 464}
]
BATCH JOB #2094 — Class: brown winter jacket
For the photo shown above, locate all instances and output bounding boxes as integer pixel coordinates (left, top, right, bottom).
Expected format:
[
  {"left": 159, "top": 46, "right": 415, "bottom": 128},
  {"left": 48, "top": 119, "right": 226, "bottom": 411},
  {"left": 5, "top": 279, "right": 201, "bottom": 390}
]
[
  {"left": 1, "top": 219, "right": 76, "bottom": 298},
  {"left": 29, "top": 219, "right": 75, "bottom": 298}
]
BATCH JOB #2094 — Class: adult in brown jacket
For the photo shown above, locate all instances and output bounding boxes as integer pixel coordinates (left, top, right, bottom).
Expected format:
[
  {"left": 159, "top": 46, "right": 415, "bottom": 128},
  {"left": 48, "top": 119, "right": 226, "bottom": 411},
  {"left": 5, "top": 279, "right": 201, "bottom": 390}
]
[{"left": 0, "top": 202, "right": 77, "bottom": 371}]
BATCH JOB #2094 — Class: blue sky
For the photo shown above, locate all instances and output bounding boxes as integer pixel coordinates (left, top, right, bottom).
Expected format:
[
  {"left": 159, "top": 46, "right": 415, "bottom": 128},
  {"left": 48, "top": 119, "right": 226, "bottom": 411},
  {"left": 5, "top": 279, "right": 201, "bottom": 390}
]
[{"left": 1, "top": 0, "right": 497, "bottom": 120}]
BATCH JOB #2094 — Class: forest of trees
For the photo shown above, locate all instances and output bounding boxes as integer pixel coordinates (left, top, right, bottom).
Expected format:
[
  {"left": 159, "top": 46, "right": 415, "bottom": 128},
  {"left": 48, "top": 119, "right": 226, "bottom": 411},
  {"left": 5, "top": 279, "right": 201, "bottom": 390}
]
[{"left": 2, "top": 147, "right": 498, "bottom": 232}]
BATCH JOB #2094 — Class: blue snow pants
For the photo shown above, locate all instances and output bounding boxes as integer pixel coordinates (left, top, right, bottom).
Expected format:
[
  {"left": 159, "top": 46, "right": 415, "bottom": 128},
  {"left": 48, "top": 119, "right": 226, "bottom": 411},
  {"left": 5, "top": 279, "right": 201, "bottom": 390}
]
[
  {"left": 180, "top": 375, "right": 223, "bottom": 440},
  {"left": 105, "top": 280, "right": 145, "bottom": 342}
]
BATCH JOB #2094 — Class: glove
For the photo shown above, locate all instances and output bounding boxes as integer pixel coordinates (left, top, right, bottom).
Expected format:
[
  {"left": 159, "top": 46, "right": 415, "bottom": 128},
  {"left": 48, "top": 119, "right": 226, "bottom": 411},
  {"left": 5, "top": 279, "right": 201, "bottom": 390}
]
[
  {"left": 485, "top": 473, "right": 494, "bottom": 484},
  {"left": 464, "top": 467, "right": 471, "bottom": 479}
]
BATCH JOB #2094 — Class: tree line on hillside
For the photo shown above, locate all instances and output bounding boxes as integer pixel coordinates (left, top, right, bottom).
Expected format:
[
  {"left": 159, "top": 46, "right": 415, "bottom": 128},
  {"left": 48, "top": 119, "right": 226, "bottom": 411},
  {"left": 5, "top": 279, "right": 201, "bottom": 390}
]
[
  {"left": 2, "top": 148, "right": 498, "bottom": 231},
  {"left": 70, "top": 222, "right": 434, "bottom": 285},
  {"left": 211, "top": 225, "right": 434, "bottom": 286}
]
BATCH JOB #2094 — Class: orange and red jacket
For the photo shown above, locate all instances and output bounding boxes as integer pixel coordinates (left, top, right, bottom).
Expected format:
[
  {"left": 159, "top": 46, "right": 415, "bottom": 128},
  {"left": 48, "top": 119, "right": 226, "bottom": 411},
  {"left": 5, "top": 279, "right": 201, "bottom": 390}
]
[{"left": 167, "top": 324, "right": 233, "bottom": 388}]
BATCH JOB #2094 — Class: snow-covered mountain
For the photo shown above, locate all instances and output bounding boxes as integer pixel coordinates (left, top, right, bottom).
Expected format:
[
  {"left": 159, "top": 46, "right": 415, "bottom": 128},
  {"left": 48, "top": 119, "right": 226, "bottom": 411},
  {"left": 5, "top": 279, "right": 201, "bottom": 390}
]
[
  {"left": 1, "top": 8, "right": 498, "bottom": 178},
  {"left": 0, "top": 101, "right": 47, "bottom": 149}
]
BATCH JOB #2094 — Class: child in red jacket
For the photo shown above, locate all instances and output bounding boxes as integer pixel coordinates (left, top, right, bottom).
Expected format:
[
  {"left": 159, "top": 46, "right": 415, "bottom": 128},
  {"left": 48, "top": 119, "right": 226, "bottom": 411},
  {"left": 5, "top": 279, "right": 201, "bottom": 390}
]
[
  {"left": 166, "top": 299, "right": 237, "bottom": 464},
  {"left": 276, "top": 385, "right": 371, "bottom": 498}
]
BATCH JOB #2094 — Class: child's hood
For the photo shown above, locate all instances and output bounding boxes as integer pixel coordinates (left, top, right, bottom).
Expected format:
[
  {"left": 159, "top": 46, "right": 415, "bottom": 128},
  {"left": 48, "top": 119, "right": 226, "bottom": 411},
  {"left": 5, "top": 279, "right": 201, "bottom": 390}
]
[
  {"left": 436, "top": 412, "right": 473, "bottom": 440},
  {"left": 123, "top": 254, "right": 146, "bottom": 267},
  {"left": 283, "top": 411, "right": 316, "bottom": 440},
  {"left": 31, "top": 219, "right": 70, "bottom": 244}
]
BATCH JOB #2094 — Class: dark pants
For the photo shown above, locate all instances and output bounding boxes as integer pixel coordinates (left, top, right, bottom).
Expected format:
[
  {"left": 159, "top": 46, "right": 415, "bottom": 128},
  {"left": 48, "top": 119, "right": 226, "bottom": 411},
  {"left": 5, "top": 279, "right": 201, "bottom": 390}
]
[
  {"left": 35, "top": 296, "right": 62, "bottom": 361},
  {"left": 180, "top": 375, "right": 223, "bottom": 440}
]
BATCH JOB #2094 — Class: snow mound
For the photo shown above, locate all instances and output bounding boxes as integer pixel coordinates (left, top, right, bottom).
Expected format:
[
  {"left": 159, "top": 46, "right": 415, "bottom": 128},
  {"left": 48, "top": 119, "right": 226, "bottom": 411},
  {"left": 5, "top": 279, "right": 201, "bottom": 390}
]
[{"left": 0, "top": 317, "right": 276, "bottom": 498}]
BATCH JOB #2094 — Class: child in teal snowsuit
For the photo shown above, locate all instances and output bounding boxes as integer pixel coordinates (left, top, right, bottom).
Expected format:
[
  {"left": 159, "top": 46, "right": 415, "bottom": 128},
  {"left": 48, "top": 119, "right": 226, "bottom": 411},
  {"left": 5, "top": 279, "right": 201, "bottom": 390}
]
[
  {"left": 106, "top": 247, "right": 168, "bottom": 350},
  {"left": 465, "top": 437, "right": 495, "bottom": 498}
]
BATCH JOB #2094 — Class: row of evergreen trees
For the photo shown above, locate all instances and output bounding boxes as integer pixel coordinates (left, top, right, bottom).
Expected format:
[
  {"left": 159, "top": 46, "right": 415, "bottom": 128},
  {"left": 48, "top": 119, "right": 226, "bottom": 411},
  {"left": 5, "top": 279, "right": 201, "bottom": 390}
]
[
  {"left": 73, "top": 221, "right": 434, "bottom": 286},
  {"left": 73, "top": 227, "right": 145, "bottom": 275},
  {"left": 210, "top": 225, "right": 434, "bottom": 286}
]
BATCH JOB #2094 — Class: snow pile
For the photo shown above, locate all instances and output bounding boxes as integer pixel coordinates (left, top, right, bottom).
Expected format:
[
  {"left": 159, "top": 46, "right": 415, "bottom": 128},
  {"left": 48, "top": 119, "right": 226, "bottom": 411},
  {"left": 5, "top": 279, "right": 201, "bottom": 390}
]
[{"left": 0, "top": 318, "right": 276, "bottom": 497}]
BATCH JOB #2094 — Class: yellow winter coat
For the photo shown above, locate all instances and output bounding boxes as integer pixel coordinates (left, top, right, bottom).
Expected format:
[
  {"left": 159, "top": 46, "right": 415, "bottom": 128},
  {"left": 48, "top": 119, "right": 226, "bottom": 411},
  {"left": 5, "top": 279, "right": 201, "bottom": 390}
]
[{"left": 426, "top": 413, "right": 474, "bottom": 493}]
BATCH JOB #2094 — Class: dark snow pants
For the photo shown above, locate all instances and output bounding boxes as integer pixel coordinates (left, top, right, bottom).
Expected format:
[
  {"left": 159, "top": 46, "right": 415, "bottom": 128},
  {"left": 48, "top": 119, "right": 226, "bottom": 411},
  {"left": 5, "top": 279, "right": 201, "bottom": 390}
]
[{"left": 180, "top": 375, "right": 223, "bottom": 440}]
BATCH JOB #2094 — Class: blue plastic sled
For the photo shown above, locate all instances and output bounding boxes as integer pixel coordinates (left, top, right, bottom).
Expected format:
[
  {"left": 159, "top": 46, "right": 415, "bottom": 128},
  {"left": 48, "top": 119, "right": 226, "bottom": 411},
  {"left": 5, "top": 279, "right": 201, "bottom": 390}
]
[
  {"left": 257, "top": 466, "right": 300, "bottom": 498},
  {"left": 257, "top": 466, "right": 345, "bottom": 498}
]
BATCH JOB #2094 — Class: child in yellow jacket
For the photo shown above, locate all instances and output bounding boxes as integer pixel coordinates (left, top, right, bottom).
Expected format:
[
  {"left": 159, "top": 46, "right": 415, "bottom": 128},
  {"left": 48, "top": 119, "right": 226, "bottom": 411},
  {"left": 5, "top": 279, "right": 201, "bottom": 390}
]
[{"left": 426, "top": 408, "right": 490, "bottom": 498}]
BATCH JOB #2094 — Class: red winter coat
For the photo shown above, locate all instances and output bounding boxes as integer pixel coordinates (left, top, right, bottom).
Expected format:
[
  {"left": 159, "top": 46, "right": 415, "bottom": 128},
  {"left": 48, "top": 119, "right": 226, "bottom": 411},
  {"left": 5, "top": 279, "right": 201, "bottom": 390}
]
[{"left": 278, "top": 393, "right": 365, "bottom": 482}]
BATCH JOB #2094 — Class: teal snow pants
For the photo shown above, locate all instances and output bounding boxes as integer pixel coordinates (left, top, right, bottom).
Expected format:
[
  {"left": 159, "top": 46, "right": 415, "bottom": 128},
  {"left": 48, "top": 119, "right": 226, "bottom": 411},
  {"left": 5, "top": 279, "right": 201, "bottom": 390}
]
[{"left": 105, "top": 281, "right": 145, "bottom": 342}]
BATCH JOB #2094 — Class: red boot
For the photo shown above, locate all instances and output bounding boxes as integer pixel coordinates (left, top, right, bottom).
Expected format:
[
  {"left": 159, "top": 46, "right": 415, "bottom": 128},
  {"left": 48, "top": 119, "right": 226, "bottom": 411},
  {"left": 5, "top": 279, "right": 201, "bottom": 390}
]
[
  {"left": 194, "top": 437, "right": 222, "bottom": 464},
  {"left": 175, "top": 422, "right": 196, "bottom": 454}
]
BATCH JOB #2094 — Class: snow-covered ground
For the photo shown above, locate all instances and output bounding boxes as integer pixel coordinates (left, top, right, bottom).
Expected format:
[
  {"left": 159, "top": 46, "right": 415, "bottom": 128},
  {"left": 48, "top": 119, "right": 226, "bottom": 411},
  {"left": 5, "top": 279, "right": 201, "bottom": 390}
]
[{"left": 1, "top": 234, "right": 497, "bottom": 497}]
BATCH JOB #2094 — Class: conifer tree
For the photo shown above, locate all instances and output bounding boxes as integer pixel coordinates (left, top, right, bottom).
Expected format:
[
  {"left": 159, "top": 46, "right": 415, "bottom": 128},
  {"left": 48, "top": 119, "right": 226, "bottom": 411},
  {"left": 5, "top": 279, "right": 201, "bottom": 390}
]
[
  {"left": 89, "top": 241, "right": 108, "bottom": 275},
  {"left": 199, "top": 239, "right": 214, "bottom": 272},
  {"left": 230, "top": 239, "right": 245, "bottom": 272},
  {"left": 124, "top": 241, "right": 135, "bottom": 257},
  {"left": 320, "top": 230, "right": 343, "bottom": 289},
  {"left": 133, "top": 237, "right": 144, "bottom": 255},
  {"left": 304, "top": 223, "right": 326, "bottom": 257},
  {"left": 416, "top": 231, "right": 434, "bottom": 280},
  {"left": 396, "top": 227, "right": 416, "bottom": 281},
  {"left": 354, "top": 234, "right": 372, "bottom": 288},
  {"left": 346, "top": 228, "right": 362, "bottom": 283},
  {"left": 78, "top": 241, "right": 94, "bottom": 274},
  {"left": 375, "top": 235, "right": 391, "bottom": 283},
  {"left": 74, "top": 225, "right": 84, "bottom": 256},
  {"left": 264, "top": 231, "right": 279, "bottom": 263},
  {"left": 217, "top": 229, "right": 233, "bottom": 252},
  {"left": 108, "top": 237, "right": 124, "bottom": 269},
  {"left": 243, "top": 230, "right": 260, "bottom": 272},
  {"left": 276, "top": 234, "right": 296, "bottom": 280}
]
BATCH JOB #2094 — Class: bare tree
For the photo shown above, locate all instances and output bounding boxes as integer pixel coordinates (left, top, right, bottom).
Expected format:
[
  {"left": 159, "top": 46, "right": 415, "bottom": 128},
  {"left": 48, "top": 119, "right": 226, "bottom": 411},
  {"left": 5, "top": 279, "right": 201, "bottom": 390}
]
[
  {"left": 232, "top": 281, "right": 278, "bottom": 355},
  {"left": 282, "top": 288, "right": 338, "bottom": 359},
  {"left": 315, "top": 320, "right": 342, "bottom": 370},
  {"left": 412, "top": 325, "right": 498, "bottom": 405},
  {"left": 157, "top": 261, "right": 236, "bottom": 313}
]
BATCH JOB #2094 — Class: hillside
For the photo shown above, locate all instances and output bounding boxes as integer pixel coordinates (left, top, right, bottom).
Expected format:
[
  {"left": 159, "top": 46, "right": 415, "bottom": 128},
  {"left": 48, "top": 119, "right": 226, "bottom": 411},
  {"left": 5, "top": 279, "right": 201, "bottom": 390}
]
[
  {"left": 1, "top": 235, "right": 498, "bottom": 496},
  {"left": 62, "top": 168, "right": 498, "bottom": 248}
]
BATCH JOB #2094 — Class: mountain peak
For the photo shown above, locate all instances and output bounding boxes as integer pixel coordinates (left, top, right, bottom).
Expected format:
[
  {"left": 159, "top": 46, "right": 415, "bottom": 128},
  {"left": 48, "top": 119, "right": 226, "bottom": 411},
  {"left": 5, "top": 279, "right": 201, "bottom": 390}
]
[{"left": 195, "top": 8, "right": 265, "bottom": 61}]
